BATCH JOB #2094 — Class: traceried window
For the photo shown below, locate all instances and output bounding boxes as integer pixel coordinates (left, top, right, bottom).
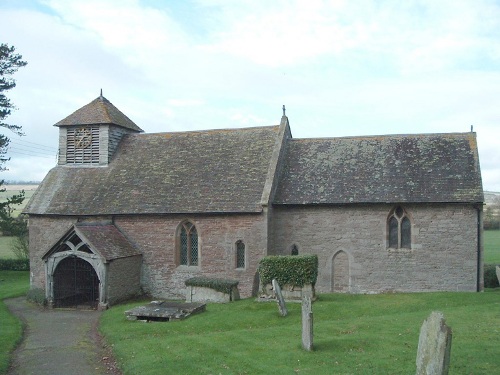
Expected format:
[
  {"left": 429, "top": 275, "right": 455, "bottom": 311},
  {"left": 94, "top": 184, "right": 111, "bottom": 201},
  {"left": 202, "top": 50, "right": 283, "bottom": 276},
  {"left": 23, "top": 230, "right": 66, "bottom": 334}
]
[
  {"left": 236, "top": 240, "right": 245, "bottom": 269},
  {"left": 291, "top": 244, "right": 299, "bottom": 256},
  {"left": 179, "top": 221, "right": 198, "bottom": 266},
  {"left": 388, "top": 206, "right": 411, "bottom": 249}
]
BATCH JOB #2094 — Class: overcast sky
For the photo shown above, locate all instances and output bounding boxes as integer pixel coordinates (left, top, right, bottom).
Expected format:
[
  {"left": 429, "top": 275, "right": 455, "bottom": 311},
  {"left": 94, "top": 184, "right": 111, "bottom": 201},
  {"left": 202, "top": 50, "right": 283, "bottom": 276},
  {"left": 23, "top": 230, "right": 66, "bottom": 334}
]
[{"left": 1, "top": 0, "right": 500, "bottom": 191}]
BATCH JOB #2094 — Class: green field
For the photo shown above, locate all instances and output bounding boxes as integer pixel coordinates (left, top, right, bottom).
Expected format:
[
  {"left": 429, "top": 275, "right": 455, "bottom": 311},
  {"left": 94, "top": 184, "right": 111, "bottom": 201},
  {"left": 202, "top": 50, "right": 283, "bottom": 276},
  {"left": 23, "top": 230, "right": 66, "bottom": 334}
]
[
  {"left": 484, "top": 230, "right": 500, "bottom": 264},
  {"left": 100, "top": 291, "right": 500, "bottom": 374},
  {"left": 0, "top": 186, "right": 36, "bottom": 218}
]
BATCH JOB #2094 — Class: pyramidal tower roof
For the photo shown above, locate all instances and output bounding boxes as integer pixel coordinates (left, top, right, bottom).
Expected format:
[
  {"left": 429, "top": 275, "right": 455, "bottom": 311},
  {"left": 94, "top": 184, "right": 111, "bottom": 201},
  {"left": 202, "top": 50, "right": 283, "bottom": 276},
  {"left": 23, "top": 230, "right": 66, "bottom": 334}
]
[{"left": 54, "top": 93, "right": 143, "bottom": 132}]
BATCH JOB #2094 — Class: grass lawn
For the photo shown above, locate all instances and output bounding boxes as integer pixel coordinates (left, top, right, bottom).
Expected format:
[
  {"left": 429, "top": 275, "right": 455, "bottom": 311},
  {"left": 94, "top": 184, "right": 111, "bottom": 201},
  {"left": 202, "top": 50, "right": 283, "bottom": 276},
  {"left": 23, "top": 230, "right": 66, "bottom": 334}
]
[
  {"left": 0, "top": 271, "right": 29, "bottom": 374},
  {"left": 100, "top": 291, "right": 500, "bottom": 374},
  {"left": 484, "top": 230, "right": 500, "bottom": 264}
]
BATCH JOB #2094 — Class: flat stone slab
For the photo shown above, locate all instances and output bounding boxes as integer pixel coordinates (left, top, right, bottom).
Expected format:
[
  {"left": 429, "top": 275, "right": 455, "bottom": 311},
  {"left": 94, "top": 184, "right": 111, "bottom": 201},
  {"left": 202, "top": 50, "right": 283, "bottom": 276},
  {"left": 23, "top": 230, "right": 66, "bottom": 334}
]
[{"left": 125, "top": 301, "right": 206, "bottom": 321}]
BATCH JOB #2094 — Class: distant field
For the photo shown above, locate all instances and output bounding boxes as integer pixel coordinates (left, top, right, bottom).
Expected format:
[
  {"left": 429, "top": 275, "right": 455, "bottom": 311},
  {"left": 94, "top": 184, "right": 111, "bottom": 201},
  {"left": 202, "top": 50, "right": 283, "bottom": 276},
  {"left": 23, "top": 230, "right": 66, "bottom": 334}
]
[
  {"left": 484, "top": 230, "right": 500, "bottom": 264},
  {"left": 0, "top": 184, "right": 38, "bottom": 217}
]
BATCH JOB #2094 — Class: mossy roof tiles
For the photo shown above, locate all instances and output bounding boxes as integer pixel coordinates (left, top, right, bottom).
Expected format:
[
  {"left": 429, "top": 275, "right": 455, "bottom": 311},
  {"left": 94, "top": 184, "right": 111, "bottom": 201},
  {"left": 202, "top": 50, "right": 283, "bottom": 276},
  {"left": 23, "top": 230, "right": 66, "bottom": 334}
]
[
  {"left": 54, "top": 95, "right": 143, "bottom": 132},
  {"left": 26, "top": 125, "right": 281, "bottom": 215},
  {"left": 274, "top": 132, "right": 483, "bottom": 204},
  {"left": 75, "top": 224, "right": 141, "bottom": 260}
]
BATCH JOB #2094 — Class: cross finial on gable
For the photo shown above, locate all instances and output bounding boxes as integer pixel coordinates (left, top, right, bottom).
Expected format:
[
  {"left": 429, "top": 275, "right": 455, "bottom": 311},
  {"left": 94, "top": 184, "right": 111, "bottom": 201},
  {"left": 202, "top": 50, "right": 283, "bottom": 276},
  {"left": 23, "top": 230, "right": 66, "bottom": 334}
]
[
  {"left": 283, "top": 105, "right": 286, "bottom": 116},
  {"left": 100, "top": 88, "right": 103, "bottom": 98}
]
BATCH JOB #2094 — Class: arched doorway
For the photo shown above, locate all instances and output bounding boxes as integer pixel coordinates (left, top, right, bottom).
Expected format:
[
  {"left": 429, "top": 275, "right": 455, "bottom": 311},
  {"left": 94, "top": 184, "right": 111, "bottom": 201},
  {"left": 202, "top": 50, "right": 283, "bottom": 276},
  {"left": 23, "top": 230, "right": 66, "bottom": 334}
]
[
  {"left": 331, "top": 251, "right": 350, "bottom": 293},
  {"left": 53, "top": 257, "right": 99, "bottom": 309}
]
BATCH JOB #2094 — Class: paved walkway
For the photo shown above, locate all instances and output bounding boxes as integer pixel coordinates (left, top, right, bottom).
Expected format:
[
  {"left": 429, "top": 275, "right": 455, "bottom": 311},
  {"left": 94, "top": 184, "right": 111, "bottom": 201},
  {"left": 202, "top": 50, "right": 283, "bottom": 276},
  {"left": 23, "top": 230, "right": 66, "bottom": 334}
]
[{"left": 4, "top": 297, "right": 120, "bottom": 375}]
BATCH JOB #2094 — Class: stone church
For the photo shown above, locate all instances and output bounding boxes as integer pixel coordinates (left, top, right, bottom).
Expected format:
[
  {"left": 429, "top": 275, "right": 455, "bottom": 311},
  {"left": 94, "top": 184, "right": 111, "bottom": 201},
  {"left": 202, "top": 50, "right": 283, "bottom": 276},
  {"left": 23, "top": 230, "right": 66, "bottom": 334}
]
[{"left": 25, "top": 95, "right": 484, "bottom": 309}]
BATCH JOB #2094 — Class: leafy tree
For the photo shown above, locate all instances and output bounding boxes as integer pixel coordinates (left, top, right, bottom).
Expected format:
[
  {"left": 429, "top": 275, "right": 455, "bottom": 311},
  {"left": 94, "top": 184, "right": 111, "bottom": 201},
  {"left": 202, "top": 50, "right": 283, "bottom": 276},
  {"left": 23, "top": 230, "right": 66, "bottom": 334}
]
[
  {"left": 0, "top": 43, "right": 28, "bottom": 245},
  {"left": 10, "top": 214, "right": 29, "bottom": 260}
]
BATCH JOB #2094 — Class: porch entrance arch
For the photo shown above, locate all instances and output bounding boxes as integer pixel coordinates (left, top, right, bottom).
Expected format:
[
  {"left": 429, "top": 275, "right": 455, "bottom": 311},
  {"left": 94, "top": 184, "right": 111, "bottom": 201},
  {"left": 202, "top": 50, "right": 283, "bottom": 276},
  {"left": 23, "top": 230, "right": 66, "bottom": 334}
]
[
  {"left": 43, "top": 223, "right": 142, "bottom": 309},
  {"left": 53, "top": 256, "right": 99, "bottom": 309}
]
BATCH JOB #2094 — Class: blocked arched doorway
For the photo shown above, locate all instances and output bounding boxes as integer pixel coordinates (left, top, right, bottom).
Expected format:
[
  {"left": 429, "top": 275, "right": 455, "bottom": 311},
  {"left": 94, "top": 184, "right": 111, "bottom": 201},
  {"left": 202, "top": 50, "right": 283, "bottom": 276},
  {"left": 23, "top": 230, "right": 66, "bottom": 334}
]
[
  {"left": 331, "top": 250, "right": 350, "bottom": 293},
  {"left": 53, "top": 257, "right": 99, "bottom": 309}
]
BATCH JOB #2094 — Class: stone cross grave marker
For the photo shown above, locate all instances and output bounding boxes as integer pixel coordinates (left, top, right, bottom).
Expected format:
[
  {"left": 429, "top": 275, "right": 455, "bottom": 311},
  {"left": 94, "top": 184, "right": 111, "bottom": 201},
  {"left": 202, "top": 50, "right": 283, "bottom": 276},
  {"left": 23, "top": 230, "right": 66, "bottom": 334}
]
[
  {"left": 301, "top": 296, "right": 313, "bottom": 351},
  {"left": 416, "top": 311, "right": 452, "bottom": 375},
  {"left": 272, "top": 279, "right": 288, "bottom": 316}
]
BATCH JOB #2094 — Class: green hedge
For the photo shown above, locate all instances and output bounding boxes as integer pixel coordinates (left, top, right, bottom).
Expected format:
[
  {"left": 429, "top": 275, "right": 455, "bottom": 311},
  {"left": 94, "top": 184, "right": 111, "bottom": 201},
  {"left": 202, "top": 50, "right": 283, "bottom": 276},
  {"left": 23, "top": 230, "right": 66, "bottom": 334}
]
[
  {"left": 258, "top": 254, "right": 318, "bottom": 288},
  {"left": 484, "top": 264, "right": 499, "bottom": 288},
  {"left": 0, "top": 258, "right": 29, "bottom": 271},
  {"left": 185, "top": 277, "right": 239, "bottom": 295}
]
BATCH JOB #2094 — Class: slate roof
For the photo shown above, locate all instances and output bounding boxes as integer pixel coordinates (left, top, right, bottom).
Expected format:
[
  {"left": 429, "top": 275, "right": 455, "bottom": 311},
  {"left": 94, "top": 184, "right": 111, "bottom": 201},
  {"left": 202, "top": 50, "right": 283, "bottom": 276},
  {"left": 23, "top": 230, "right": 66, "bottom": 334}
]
[
  {"left": 25, "top": 126, "right": 281, "bottom": 215},
  {"left": 54, "top": 95, "right": 143, "bottom": 132},
  {"left": 274, "top": 133, "right": 483, "bottom": 204},
  {"left": 74, "top": 224, "right": 141, "bottom": 261}
]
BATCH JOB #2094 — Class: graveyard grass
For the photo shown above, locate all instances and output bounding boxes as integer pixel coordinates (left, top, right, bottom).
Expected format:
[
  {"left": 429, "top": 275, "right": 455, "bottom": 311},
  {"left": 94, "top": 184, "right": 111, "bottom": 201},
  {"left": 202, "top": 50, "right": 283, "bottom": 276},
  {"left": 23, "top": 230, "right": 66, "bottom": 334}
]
[
  {"left": 0, "top": 271, "right": 29, "bottom": 374},
  {"left": 0, "top": 230, "right": 499, "bottom": 374},
  {"left": 100, "top": 291, "right": 500, "bottom": 374}
]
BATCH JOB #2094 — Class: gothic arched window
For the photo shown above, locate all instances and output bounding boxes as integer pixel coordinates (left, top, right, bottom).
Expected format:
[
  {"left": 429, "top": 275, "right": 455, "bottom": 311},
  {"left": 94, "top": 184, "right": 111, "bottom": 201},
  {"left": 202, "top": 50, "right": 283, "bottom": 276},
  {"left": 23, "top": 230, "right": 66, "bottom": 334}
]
[
  {"left": 388, "top": 206, "right": 411, "bottom": 249},
  {"left": 179, "top": 221, "right": 199, "bottom": 266}
]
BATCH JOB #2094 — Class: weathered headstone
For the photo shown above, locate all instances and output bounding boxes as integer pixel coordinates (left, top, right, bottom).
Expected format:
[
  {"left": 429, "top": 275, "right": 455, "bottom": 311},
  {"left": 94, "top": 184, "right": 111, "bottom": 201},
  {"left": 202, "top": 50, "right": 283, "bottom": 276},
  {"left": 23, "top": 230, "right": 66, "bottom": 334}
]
[
  {"left": 416, "top": 311, "right": 452, "bottom": 375},
  {"left": 272, "top": 279, "right": 288, "bottom": 316},
  {"left": 496, "top": 266, "right": 500, "bottom": 285},
  {"left": 301, "top": 296, "right": 313, "bottom": 351}
]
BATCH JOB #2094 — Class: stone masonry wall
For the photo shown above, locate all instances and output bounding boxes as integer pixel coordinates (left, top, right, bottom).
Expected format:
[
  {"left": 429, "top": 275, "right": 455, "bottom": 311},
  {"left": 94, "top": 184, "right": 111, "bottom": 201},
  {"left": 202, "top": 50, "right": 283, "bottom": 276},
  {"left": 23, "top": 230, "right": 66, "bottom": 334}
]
[
  {"left": 107, "top": 255, "right": 142, "bottom": 305},
  {"left": 271, "top": 204, "right": 481, "bottom": 293},
  {"left": 115, "top": 212, "right": 268, "bottom": 299},
  {"left": 28, "top": 216, "right": 76, "bottom": 290}
]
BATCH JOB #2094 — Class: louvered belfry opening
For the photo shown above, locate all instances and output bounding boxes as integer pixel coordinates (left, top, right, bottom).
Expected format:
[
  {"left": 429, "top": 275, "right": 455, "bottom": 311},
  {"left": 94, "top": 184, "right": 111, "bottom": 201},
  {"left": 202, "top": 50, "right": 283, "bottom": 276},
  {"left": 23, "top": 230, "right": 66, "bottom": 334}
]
[
  {"left": 53, "top": 257, "right": 99, "bottom": 309},
  {"left": 66, "top": 125, "right": 100, "bottom": 164}
]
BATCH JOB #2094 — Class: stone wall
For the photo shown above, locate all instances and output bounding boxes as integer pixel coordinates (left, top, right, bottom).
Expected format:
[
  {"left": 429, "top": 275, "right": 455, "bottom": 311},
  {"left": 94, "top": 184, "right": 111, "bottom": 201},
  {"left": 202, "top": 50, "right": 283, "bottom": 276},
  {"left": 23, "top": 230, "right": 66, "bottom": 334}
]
[
  {"left": 107, "top": 255, "right": 142, "bottom": 305},
  {"left": 271, "top": 203, "right": 482, "bottom": 293},
  {"left": 115, "top": 212, "right": 268, "bottom": 299},
  {"left": 28, "top": 216, "right": 76, "bottom": 289}
]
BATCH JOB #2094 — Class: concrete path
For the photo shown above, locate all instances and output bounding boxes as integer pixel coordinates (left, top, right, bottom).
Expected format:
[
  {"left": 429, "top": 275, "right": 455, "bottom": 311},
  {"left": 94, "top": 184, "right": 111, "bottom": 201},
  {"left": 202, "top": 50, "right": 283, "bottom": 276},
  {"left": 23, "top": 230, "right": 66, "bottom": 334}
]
[{"left": 4, "top": 297, "right": 121, "bottom": 375}]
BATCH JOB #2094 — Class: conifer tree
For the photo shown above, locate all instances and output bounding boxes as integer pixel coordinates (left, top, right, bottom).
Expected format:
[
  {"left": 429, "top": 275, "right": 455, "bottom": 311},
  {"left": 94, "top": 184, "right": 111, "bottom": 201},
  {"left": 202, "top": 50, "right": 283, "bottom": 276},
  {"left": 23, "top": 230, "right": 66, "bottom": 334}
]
[{"left": 0, "top": 43, "right": 28, "bottom": 239}]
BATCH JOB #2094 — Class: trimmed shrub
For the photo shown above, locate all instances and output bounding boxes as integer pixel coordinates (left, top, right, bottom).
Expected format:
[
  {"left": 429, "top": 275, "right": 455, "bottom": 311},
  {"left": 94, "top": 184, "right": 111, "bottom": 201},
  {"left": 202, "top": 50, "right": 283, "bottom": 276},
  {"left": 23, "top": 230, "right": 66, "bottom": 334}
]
[
  {"left": 484, "top": 264, "right": 499, "bottom": 288},
  {"left": 258, "top": 254, "right": 318, "bottom": 288},
  {"left": 0, "top": 258, "right": 29, "bottom": 271},
  {"left": 26, "top": 288, "right": 47, "bottom": 306},
  {"left": 185, "top": 277, "right": 239, "bottom": 295}
]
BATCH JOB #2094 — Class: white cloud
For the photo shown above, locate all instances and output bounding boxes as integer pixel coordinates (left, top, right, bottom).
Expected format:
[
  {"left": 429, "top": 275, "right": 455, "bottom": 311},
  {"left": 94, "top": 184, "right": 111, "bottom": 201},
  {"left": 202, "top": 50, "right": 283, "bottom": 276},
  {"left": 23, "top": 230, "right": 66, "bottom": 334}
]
[{"left": 1, "top": 0, "right": 500, "bottom": 190}]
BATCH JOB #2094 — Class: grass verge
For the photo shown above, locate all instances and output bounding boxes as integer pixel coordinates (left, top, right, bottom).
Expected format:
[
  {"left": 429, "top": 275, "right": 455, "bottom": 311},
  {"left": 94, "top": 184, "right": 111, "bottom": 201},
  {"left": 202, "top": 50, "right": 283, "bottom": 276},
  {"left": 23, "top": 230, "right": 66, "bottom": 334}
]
[
  {"left": 100, "top": 291, "right": 500, "bottom": 374},
  {"left": 0, "top": 271, "right": 29, "bottom": 374}
]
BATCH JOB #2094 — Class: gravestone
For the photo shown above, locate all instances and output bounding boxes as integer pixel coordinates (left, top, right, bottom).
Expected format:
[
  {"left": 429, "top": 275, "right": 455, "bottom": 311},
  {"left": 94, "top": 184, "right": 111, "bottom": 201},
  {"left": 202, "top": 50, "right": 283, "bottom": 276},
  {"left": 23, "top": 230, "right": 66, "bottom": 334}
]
[
  {"left": 416, "top": 311, "right": 452, "bottom": 375},
  {"left": 272, "top": 279, "right": 288, "bottom": 316},
  {"left": 496, "top": 266, "right": 500, "bottom": 285},
  {"left": 301, "top": 296, "right": 313, "bottom": 351}
]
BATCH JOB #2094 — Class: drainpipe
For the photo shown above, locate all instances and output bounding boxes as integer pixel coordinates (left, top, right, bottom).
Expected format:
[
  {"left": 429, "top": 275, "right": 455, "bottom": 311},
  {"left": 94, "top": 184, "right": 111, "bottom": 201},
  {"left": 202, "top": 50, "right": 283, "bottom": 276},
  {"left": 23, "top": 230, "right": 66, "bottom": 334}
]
[{"left": 476, "top": 205, "right": 482, "bottom": 292}]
